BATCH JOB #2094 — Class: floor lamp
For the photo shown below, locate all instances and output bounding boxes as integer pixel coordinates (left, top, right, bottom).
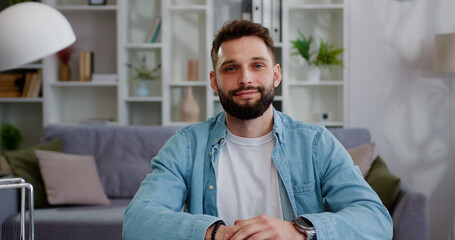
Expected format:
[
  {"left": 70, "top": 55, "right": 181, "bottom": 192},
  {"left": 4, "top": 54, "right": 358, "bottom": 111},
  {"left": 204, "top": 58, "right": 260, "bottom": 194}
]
[{"left": 0, "top": 2, "right": 75, "bottom": 240}]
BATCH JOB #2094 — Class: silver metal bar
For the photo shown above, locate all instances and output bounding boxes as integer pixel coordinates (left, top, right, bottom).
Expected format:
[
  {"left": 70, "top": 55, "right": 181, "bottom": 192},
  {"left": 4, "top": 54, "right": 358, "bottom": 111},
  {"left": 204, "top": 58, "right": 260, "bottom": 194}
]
[{"left": 0, "top": 178, "right": 34, "bottom": 240}]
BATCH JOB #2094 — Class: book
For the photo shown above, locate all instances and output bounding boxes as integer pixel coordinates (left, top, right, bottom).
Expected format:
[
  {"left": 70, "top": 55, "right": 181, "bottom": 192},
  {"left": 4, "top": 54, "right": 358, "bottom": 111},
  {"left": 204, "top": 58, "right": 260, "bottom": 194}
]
[
  {"left": 92, "top": 73, "right": 118, "bottom": 83},
  {"left": 0, "top": 91, "right": 21, "bottom": 98},
  {"left": 146, "top": 17, "right": 162, "bottom": 43},
  {"left": 21, "top": 73, "right": 33, "bottom": 97},
  {"left": 25, "top": 71, "right": 42, "bottom": 98}
]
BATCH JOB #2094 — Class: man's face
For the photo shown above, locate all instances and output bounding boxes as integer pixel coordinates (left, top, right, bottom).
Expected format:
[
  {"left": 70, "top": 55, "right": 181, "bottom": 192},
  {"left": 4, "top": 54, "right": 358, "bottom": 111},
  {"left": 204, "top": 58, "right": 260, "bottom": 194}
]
[{"left": 210, "top": 36, "right": 281, "bottom": 120}]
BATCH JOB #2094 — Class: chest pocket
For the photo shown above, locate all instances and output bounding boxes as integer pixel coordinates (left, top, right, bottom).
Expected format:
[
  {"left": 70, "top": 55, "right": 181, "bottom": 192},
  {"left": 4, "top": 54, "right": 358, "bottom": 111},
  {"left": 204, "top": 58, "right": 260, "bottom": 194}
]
[{"left": 292, "top": 179, "right": 324, "bottom": 214}]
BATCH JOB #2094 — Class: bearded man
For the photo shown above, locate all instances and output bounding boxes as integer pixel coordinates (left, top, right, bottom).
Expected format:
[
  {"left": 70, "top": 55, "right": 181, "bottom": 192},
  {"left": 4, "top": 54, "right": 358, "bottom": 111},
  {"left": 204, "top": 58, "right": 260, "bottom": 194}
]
[{"left": 123, "top": 19, "right": 393, "bottom": 240}]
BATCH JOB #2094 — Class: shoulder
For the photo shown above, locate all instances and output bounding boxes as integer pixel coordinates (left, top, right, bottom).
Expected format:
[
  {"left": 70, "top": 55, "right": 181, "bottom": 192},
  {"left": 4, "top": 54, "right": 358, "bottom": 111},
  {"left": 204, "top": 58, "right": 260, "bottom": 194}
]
[
  {"left": 175, "top": 112, "right": 225, "bottom": 142},
  {"left": 274, "top": 110, "right": 327, "bottom": 140}
]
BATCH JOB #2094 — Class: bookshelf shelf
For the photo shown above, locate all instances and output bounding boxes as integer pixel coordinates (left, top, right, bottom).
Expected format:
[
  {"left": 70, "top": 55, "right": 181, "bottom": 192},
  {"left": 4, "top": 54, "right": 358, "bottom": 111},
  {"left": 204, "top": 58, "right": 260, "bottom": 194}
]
[
  {"left": 125, "top": 43, "right": 163, "bottom": 49},
  {"left": 0, "top": 98, "right": 43, "bottom": 103},
  {"left": 50, "top": 82, "right": 118, "bottom": 87},
  {"left": 125, "top": 97, "right": 163, "bottom": 102},
  {"left": 56, "top": 5, "right": 118, "bottom": 11}
]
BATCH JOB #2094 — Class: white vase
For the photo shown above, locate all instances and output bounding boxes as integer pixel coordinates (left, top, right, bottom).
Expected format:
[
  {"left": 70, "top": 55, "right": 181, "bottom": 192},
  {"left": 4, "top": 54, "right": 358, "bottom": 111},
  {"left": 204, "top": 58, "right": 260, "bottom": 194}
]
[
  {"left": 136, "top": 79, "right": 150, "bottom": 97},
  {"left": 303, "top": 63, "right": 321, "bottom": 82},
  {"left": 179, "top": 87, "right": 200, "bottom": 122}
]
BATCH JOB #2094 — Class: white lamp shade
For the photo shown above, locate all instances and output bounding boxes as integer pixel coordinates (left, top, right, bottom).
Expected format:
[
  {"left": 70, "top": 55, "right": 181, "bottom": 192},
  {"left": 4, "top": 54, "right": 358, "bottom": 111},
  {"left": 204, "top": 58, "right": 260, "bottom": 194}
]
[
  {"left": 0, "top": 2, "right": 76, "bottom": 71},
  {"left": 434, "top": 33, "right": 455, "bottom": 73}
]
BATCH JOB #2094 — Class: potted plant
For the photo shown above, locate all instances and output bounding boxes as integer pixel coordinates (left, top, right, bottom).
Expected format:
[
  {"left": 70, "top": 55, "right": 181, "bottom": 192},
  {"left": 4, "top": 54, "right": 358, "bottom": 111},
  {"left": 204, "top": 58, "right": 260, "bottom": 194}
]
[
  {"left": 1, "top": 123, "right": 24, "bottom": 171},
  {"left": 291, "top": 31, "right": 344, "bottom": 81},
  {"left": 126, "top": 55, "right": 161, "bottom": 97}
]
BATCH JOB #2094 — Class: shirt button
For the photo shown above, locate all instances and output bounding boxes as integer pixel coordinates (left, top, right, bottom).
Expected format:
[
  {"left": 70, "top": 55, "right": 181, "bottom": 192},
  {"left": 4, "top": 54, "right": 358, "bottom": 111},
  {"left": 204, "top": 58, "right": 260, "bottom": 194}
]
[{"left": 209, "top": 185, "right": 214, "bottom": 190}]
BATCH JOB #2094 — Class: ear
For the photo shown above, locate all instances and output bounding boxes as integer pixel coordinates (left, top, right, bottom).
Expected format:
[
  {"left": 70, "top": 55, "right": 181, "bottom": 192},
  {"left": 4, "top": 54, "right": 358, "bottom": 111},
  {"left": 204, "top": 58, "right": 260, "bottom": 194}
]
[
  {"left": 210, "top": 71, "right": 219, "bottom": 94},
  {"left": 273, "top": 64, "right": 282, "bottom": 88}
]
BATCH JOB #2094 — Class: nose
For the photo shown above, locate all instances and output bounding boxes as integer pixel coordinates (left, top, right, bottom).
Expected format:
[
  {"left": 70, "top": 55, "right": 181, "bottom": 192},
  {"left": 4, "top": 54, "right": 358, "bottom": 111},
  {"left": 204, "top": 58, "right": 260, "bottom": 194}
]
[{"left": 239, "top": 67, "right": 252, "bottom": 85}]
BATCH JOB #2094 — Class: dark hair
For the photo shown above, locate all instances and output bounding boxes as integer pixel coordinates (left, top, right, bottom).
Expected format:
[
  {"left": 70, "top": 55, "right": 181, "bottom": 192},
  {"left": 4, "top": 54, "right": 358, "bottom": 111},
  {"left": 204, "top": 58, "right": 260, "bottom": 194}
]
[{"left": 210, "top": 19, "right": 275, "bottom": 71}]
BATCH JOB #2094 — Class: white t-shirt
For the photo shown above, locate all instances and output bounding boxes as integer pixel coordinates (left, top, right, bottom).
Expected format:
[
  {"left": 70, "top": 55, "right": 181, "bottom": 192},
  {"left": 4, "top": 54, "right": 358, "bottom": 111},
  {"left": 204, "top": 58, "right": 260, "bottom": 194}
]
[{"left": 216, "top": 130, "right": 283, "bottom": 226}]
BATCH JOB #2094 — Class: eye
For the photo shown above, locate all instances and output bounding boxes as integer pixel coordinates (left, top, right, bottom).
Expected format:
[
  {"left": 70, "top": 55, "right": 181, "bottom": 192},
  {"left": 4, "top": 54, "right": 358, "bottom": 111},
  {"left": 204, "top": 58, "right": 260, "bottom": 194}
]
[
  {"left": 253, "top": 63, "right": 264, "bottom": 69},
  {"left": 225, "top": 66, "right": 237, "bottom": 72}
]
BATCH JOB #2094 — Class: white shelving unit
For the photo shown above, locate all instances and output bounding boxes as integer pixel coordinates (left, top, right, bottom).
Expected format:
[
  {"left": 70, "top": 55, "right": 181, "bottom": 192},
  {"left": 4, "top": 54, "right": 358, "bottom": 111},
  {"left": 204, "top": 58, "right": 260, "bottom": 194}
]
[
  {"left": 0, "top": 0, "right": 349, "bottom": 149},
  {"left": 282, "top": 0, "right": 349, "bottom": 127}
]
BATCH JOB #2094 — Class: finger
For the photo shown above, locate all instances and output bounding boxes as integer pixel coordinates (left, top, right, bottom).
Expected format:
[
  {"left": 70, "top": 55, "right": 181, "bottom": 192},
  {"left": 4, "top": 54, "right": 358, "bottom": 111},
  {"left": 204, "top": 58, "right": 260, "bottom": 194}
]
[{"left": 229, "top": 221, "right": 270, "bottom": 240}]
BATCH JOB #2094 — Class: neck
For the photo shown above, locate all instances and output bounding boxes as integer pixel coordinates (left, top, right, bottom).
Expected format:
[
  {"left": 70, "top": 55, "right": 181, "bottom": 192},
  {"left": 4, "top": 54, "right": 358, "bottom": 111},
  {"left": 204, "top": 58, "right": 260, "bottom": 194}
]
[{"left": 225, "top": 106, "right": 274, "bottom": 138}]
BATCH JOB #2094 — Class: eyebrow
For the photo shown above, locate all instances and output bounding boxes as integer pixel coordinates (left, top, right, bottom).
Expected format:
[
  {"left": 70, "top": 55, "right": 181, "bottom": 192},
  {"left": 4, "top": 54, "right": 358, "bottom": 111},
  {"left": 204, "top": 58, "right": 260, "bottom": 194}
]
[{"left": 219, "top": 57, "right": 268, "bottom": 69}]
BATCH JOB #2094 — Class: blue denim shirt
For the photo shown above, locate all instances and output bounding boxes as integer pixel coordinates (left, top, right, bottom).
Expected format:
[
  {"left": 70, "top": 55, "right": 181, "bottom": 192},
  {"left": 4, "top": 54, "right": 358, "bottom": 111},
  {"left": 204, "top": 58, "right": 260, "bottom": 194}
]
[{"left": 123, "top": 109, "right": 393, "bottom": 240}]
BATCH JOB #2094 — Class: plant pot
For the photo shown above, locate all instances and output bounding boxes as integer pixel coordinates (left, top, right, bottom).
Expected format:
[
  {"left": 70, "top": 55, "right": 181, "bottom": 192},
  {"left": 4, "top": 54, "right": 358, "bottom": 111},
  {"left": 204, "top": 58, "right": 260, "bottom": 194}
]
[
  {"left": 135, "top": 79, "right": 150, "bottom": 97},
  {"left": 303, "top": 63, "right": 321, "bottom": 82},
  {"left": 59, "top": 63, "right": 71, "bottom": 81}
]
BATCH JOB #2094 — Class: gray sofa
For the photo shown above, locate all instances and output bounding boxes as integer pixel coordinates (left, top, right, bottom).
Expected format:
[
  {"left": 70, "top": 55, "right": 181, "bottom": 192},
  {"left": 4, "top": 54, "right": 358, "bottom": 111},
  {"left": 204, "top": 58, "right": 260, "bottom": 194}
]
[{"left": 0, "top": 125, "right": 429, "bottom": 240}]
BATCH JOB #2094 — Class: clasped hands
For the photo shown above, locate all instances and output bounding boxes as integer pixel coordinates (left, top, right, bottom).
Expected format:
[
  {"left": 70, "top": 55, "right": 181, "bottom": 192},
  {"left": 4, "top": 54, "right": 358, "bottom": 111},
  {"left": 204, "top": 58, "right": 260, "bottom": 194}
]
[{"left": 206, "top": 215, "right": 305, "bottom": 240}]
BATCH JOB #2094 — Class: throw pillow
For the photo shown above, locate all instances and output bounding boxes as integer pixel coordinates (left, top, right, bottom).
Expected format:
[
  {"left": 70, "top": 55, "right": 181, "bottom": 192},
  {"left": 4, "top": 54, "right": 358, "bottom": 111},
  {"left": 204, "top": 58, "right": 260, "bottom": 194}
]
[
  {"left": 3, "top": 139, "right": 62, "bottom": 208},
  {"left": 347, "top": 142, "right": 376, "bottom": 178},
  {"left": 35, "top": 150, "right": 110, "bottom": 206},
  {"left": 366, "top": 155, "right": 401, "bottom": 211}
]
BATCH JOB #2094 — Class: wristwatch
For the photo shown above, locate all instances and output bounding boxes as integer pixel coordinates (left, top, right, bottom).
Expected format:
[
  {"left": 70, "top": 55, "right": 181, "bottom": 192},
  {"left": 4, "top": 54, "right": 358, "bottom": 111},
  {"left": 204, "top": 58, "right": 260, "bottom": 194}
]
[{"left": 293, "top": 217, "right": 317, "bottom": 240}]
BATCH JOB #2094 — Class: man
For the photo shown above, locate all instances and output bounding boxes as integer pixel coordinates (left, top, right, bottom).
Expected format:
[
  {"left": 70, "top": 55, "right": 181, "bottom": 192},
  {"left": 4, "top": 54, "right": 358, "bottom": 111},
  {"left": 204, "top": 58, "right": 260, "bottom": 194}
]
[{"left": 123, "top": 20, "right": 392, "bottom": 240}]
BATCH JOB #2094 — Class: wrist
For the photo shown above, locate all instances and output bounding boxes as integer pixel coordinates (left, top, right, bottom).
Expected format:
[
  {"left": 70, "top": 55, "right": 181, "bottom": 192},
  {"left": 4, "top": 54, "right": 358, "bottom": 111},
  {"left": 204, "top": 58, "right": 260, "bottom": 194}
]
[{"left": 204, "top": 220, "right": 225, "bottom": 240}]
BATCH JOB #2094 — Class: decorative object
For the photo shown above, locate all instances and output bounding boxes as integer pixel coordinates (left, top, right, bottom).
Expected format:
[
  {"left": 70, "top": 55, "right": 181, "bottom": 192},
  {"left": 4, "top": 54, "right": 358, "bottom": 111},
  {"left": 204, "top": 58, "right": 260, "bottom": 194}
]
[
  {"left": 179, "top": 59, "right": 200, "bottom": 122},
  {"left": 35, "top": 150, "right": 110, "bottom": 206},
  {"left": 179, "top": 87, "right": 200, "bottom": 122},
  {"left": 1, "top": 123, "right": 24, "bottom": 151},
  {"left": 291, "top": 32, "right": 344, "bottom": 82},
  {"left": 0, "top": 123, "right": 23, "bottom": 172},
  {"left": 56, "top": 45, "right": 75, "bottom": 81},
  {"left": 320, "top": 111, "right": 331, "bottom": 122},
  {"left": 135, "top": 79, "right": 150, "bottom": 97},
  {"left": 79, "top": 51, "right": 93, "bottom": 81},
  {"left": 88, "top": 0, "right": 106, "bottom": 5},
  {"left": 127, "top": 55, "right": 161, "bottom": 97},
  {"left": 0, "top": 2, "right": 76, "bottom": 71}
]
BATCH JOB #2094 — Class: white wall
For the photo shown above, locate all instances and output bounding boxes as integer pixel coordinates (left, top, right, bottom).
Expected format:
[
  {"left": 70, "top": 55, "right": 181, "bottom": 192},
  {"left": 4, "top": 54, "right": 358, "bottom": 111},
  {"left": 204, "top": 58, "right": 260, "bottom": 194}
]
[{"left": 350, "top": 0, "right": 455, "bottom": 239}]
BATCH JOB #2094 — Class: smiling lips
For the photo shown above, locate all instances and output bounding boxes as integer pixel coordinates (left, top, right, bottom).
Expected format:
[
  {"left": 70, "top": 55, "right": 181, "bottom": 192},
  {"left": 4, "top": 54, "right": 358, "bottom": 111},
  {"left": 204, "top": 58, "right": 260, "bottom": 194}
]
[{"left": 235, "top": 90, "right": 258, "bottom": 98}]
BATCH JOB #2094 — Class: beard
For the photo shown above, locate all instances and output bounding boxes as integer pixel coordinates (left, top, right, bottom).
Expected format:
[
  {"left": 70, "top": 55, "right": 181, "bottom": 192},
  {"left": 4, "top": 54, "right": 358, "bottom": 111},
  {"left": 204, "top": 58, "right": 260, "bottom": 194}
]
[{"left": 218, "top": 83, "right": 275, "bottom": 120}]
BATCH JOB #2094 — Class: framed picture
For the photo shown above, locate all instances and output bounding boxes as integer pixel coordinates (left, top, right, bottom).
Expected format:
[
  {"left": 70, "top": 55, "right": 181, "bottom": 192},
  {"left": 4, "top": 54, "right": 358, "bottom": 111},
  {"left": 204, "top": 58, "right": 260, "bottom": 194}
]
[{"left": 88, "top": 0, "right": 106, "bottom": 5}]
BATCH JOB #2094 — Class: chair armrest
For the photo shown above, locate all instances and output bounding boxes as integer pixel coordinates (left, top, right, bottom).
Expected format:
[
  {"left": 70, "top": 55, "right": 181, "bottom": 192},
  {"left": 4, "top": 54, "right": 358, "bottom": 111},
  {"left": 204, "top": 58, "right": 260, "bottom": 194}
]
[
  {"left": 391, "top": 181, "right": 429, "bottom": 240},
  {"left": 0, "top": 176, "right": 19, "bottom": 239}
]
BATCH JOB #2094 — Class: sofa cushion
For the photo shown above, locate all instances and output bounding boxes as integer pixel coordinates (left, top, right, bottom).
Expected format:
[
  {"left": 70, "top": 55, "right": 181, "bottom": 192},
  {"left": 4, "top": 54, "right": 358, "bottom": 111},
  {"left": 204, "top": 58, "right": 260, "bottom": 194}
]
[
  {"left": 41, "top": 125, "right": 179, "bottom": 198},
  {"left": 347, "top": 142, "right": 376, "bottom": 178},
  {"left": 3, "top": 139, "right": 62, "bottom": 208},
  {"left": 35, "top": 150, "right": 110, "bottom": 206},
  {"left": 366, "top": 155, "right": 401, "bottom": 211}
]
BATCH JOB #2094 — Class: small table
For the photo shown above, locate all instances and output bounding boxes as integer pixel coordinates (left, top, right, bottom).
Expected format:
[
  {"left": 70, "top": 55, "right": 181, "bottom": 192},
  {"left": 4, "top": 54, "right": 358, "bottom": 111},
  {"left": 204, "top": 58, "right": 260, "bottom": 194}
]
[{"left": 0, "top": 178, "right": 34, "bottom": 240}]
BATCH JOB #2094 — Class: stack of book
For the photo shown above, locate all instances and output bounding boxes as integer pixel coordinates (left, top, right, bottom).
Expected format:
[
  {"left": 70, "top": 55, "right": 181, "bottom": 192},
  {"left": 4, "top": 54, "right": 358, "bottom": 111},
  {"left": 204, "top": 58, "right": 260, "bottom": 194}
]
[{"left": 0, "top": 73, "right": 23, "bottom": 97}]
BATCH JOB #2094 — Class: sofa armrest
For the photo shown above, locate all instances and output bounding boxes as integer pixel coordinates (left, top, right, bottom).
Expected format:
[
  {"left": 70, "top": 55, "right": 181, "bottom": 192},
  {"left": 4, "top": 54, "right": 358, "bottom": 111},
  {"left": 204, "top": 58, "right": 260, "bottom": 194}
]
[
  {"left": 0, "top": 177, "right": 19, "bottom": 239},
  {"left": 392, "top": 181, "right": 429, "bottom": 240}
]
